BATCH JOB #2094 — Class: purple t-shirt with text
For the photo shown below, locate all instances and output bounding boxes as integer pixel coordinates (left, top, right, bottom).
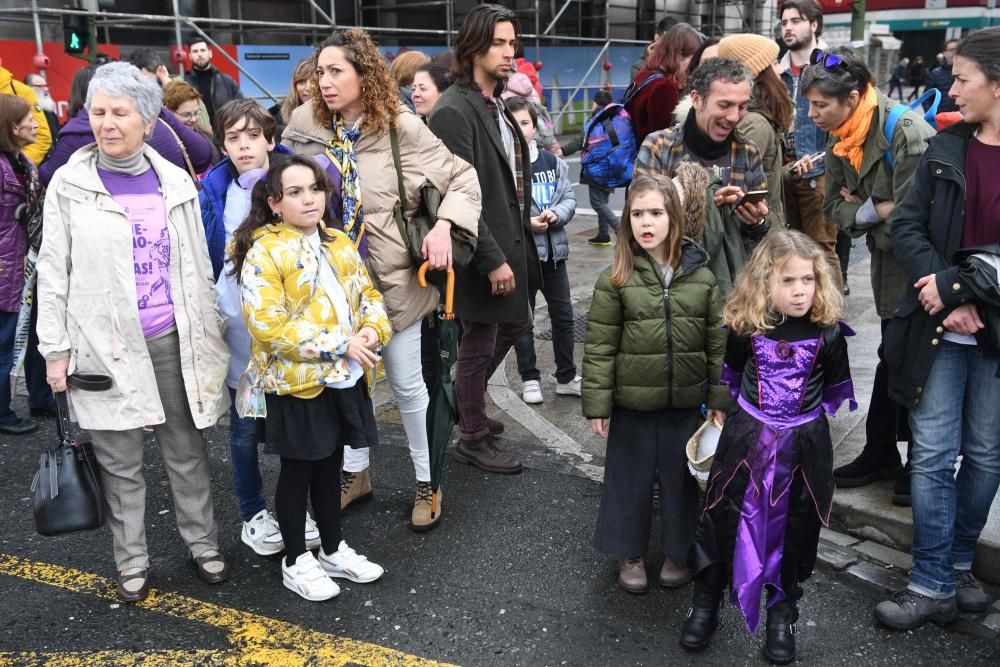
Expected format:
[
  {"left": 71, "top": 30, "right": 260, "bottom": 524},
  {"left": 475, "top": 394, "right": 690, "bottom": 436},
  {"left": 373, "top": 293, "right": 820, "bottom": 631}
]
[{"left": 98, "top": 167, "right": 176, "bottom": 338}]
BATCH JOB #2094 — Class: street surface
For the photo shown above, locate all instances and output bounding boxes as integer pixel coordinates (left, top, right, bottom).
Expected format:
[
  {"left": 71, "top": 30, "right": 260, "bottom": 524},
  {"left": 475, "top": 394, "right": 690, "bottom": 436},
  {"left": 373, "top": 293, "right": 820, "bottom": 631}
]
[{"left": 2, "top": 216, "right": 999, "bottom": 665}]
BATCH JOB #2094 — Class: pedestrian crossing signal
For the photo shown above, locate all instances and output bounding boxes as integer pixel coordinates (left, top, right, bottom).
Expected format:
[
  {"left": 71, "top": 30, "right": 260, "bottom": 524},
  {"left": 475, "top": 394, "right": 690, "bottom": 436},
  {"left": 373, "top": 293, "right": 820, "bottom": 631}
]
[{"left": 62, "top": 14, "right": 89, "bottom": 55}]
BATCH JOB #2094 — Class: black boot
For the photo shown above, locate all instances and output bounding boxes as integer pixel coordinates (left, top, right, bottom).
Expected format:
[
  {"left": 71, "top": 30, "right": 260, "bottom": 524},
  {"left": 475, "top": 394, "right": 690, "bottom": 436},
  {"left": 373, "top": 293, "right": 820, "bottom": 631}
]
[
  {"left": 892, "top": 462, "right": 911, "bottom": 507},
  {"left": 832, "top": 444, "right": 902, "bottom": 487},
  {"left": 679, "top": 569, "right": 723, "bottom": 652},
  {"left": 763, "top": 599, "right": 797, "bottom": 664}
]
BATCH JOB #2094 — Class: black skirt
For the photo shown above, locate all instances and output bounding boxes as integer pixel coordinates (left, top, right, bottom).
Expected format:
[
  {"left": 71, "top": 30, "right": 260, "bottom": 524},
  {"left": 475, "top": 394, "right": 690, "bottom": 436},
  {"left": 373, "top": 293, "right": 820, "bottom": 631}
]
[{"left": 264, "top": 381, "right": 378, "bottom": 461}]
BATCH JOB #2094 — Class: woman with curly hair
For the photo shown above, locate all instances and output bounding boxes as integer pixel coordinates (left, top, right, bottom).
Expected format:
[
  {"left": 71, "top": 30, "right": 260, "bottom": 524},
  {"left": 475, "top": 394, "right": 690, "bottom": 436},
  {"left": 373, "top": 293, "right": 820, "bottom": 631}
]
[{"left": 281, "top": 28, "right": 481, "bottom": 531}]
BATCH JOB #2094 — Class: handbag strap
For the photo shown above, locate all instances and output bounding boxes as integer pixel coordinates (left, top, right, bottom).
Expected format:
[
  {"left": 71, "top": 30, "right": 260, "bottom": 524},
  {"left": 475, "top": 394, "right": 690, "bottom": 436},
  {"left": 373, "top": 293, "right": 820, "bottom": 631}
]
[
  {"left": 387, "top": 127, "right": 413, "bottom": 253},
  {"left": 55, "top": 391, "right": 72, "bottom": 447},
  {"left": 157, "top": 117, "right": 200, "bottom": 184}
]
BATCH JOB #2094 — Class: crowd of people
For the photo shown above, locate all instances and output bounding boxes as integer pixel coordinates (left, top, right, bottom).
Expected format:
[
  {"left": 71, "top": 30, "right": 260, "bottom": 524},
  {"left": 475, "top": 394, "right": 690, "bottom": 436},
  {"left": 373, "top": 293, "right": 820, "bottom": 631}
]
[{"left": 1, "top": 0, "right": 999, "bottom": 662}]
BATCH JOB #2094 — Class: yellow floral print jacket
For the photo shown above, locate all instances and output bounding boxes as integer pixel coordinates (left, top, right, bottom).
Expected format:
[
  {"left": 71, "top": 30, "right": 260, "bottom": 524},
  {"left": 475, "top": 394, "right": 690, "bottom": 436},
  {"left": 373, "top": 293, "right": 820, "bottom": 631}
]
[{"left": 240, "top": 223, "right": 392, "bottom": 398}]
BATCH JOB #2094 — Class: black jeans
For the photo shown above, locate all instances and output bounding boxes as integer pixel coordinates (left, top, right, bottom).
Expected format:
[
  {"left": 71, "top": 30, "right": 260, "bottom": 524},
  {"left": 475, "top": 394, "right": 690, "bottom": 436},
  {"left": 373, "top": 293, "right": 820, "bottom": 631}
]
[
  {"left": 865, "top": 318, "right": 912, "bottom": 461},
  {"left": 514, "top": 259, "right": 577, "bottom": 384}
]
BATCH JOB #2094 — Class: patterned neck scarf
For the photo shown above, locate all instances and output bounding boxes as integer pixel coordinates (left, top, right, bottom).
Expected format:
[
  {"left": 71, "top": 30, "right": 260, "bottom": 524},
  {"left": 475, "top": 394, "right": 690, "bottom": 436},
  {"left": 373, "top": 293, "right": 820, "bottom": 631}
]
[{"left": 326, "top": 115, "right": 365, "bottom": 251}]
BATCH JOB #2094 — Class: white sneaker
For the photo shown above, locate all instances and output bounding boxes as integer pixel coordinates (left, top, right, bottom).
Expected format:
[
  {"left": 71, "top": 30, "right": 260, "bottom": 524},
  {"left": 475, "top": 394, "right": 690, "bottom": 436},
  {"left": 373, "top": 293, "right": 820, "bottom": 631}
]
[
  {"left": 282, "top": 551, "right": 340, "bottom": 601},
  {"left": 304, "top": 512, "right": 321, "bottom": 551},
  {"left": 241, "top": 509, "right": 284, "bottom": 556},
  {"left": 318, "top": 540, "right": 384, "bottom": 583},
  {"left": 522, "top": 380, "right": 543, "bottom": 404},
  {"left": 556, "top": 376, "right": 582, "bottom": 397}
]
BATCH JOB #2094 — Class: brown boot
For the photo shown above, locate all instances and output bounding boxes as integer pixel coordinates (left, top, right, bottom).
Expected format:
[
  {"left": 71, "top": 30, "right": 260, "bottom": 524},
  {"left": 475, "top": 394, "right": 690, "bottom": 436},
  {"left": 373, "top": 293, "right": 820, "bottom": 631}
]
[
  {"left": 454, "top": 435, "right": 523, "bottom": 474},
  {"left": 411, "top": 481, "right": 442, "bottom": 532},
  {"left": 659, "top": 557, "right": 693, "bottom": 588},
  {"left": 341, "top": 469, "right": 373, "bottom": 510},
  {"left": 618, "top": 558, "right": 648, "bottom": 594}
]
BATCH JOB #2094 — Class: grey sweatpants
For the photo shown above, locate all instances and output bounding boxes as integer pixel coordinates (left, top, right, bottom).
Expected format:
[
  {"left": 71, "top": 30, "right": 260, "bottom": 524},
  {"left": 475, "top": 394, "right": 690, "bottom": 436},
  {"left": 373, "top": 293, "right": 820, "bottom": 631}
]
[{"left": 88, "top": 330, "right": 220, "bottom": 572}]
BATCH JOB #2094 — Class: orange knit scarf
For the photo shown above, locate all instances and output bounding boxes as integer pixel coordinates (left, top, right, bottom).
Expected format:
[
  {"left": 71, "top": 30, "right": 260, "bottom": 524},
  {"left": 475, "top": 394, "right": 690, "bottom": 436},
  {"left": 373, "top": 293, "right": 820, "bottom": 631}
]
[{"left": 830, "top": 85, "right": 878, "bottom": 173}]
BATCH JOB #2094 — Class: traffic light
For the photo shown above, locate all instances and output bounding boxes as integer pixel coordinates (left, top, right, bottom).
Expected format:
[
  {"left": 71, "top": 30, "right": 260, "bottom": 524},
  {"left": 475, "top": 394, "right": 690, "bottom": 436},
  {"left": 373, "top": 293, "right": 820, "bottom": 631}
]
[{"left": 63, "top": 13, "right": 90, "bottom": 55}]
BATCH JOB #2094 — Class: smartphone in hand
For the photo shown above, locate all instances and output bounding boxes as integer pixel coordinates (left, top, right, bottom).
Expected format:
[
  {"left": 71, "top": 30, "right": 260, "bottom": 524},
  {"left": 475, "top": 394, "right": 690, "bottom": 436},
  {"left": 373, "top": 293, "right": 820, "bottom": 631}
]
[{"left": 735, "top": 190, "right": 768, "bottom": 209}]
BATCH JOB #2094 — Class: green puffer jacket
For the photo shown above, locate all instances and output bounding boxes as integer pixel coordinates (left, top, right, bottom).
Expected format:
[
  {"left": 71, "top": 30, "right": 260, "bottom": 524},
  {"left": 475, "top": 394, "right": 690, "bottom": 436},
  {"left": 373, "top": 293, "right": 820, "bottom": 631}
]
[{"left": 582, "top": 239, "right": 730, "bottom": 419}]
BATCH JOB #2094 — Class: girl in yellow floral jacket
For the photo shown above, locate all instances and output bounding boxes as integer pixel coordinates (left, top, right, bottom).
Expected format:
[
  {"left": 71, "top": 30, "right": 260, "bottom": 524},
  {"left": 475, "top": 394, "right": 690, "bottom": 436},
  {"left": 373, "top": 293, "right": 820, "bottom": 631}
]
[{"left": 230, "top": 155, "right": 392, "bottom": 602}]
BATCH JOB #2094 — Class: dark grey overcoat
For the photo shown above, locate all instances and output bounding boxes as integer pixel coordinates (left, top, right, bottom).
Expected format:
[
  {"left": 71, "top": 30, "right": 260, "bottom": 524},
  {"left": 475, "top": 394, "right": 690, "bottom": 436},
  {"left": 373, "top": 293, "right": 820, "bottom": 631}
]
[{"left": 429, "top": 83, "right": 542, "bottom": 323}]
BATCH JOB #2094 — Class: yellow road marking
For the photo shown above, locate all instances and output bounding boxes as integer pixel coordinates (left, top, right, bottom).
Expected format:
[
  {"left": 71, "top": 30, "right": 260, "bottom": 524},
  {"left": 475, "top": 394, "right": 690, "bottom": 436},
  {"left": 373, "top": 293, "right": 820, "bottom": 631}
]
[{"left": 0, "top": 553, "right": 455, "bottom": 667}]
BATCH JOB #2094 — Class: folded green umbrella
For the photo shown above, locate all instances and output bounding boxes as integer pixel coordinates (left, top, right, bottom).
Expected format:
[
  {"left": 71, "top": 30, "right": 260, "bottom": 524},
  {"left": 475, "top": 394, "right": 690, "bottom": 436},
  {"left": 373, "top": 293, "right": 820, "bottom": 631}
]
[{"left": 418, "top": 262, "right": 459, "bottom": 519}]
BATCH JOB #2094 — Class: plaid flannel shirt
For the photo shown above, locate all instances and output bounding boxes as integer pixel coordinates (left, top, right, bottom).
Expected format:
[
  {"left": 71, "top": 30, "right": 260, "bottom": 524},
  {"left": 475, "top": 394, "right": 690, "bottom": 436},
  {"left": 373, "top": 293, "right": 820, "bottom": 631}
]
[
  {"left": 482, "top": 90, "right": 526, "bottom": 211},
  {"left": 635, "top": 121, "right": 767, "bottom": 193}
]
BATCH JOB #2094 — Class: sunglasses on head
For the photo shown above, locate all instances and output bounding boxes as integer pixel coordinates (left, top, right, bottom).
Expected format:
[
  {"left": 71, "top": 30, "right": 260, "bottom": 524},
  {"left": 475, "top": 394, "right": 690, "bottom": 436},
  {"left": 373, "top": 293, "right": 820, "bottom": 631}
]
[{"left": 810, "top": 49, "right": 848, "bottom": 72}]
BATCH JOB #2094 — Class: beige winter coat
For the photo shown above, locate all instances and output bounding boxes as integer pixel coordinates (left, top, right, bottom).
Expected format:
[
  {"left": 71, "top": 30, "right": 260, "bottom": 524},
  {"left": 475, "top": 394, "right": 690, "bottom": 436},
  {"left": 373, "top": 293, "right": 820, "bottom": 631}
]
[
  {"left": 282, "top": 105, "right": 481, "bottom": 332},
  {"left": 37, "top": 144, "right": 229, "bottom": 431}
]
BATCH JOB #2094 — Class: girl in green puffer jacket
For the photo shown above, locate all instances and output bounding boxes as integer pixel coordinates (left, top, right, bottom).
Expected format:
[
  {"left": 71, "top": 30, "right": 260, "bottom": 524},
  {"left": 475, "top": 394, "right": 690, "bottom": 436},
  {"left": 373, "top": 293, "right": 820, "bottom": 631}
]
[{"left": 583, "top": 174, "right": 730, "bottom": 595}]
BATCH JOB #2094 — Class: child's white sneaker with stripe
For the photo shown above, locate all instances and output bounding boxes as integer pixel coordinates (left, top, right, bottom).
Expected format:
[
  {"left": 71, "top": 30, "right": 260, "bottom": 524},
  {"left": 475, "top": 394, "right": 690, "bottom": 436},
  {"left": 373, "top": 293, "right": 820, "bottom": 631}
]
[
  {"left": 282, "top": 552, "right": 340, "bottom": 601},
  {"left": 318, "top": 541, "right": 384, "bottom": 583}
]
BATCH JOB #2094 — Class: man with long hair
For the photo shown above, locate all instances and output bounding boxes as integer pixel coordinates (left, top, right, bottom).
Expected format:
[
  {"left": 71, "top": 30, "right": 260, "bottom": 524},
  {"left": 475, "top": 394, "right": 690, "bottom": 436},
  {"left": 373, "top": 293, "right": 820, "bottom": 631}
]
[{"left": 429, "top": 4, "right": 542, "bottom": 475}]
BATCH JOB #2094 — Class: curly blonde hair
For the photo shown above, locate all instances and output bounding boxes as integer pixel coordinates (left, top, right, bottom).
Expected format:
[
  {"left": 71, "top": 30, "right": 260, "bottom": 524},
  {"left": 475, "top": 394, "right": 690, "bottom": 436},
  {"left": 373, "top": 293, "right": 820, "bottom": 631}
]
[
  {"left": 724, "top": 229, "right": 843, "bottom": 336},
  {"left": 310, "top": 29, "right": 399, "bottom": 137}
]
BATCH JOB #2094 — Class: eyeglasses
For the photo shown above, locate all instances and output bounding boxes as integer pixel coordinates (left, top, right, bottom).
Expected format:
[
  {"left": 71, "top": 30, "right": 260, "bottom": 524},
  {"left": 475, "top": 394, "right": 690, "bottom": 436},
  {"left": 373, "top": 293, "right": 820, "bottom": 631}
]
[
  {"left": 809, "top": 48, "right": 848, "bottom": 72},
  {"left": 175, "top": 111, "right": 199, "bottom": 121}
]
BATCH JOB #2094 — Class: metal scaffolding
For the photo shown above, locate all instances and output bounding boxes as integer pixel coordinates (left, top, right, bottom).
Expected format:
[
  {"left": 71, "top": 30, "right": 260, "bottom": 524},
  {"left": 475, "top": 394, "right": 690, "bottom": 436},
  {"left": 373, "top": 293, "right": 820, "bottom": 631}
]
[{"left": 3, "top": 1, "right": 773, "bottom": 113}]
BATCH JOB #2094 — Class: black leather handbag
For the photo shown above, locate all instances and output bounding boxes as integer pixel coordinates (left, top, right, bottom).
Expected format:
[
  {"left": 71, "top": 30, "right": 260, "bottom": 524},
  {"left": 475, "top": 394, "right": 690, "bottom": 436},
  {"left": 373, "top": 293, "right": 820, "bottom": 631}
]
[{"left": 32, "top": 379, "right": 111, "bottom": 536}]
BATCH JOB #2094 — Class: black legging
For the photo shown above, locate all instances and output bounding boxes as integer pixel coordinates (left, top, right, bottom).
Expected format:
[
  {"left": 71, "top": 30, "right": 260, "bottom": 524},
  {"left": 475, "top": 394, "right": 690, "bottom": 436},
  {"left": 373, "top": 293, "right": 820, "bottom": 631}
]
[{"left": 275, "top": 448, "right": 343, "bottom": 566}]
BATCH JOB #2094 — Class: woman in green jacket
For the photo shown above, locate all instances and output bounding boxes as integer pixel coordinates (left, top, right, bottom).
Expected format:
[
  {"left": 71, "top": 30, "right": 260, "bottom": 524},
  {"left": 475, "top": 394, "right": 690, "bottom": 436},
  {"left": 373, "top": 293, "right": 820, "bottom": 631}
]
[
  {"left": 801, "top": 47, "right": 935, "bottom": 505},
  {"left": 583, "top": 174, "right": 730, "bottom": 596}
]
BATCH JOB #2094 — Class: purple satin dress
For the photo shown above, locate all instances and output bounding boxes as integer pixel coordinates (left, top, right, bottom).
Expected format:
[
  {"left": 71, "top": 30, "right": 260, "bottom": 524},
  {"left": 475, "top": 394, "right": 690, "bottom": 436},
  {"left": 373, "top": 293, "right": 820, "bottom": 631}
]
[{"left": 694, "top": 319, "right": 856, "bottom": 632}]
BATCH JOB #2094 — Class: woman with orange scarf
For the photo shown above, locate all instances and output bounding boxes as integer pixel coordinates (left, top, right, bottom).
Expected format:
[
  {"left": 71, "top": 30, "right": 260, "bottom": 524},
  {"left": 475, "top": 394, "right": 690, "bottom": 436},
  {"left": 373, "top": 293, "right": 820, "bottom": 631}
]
[{"left": 800, "top": 47, "right": 935, "bottom": 509}]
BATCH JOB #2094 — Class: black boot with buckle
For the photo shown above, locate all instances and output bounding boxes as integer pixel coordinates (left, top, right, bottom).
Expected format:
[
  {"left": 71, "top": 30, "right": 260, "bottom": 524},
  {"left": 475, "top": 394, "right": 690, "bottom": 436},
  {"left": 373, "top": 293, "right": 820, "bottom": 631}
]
[
  {"left": 763, "top": 598, "right": 798, "bottom": 664},
  {"left": 679, "top": 565, "right": 724, "bottom": 652}
]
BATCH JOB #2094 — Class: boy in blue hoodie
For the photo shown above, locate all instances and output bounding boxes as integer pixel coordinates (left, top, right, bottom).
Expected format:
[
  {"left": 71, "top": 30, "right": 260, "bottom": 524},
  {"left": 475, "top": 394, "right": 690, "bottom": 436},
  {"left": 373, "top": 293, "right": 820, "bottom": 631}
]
[
  {"left": 198, "top": 99, "right": 320, "bottom": 556},
  {"left": 506, "top": 96, "right": 580, "bottom": 405}
]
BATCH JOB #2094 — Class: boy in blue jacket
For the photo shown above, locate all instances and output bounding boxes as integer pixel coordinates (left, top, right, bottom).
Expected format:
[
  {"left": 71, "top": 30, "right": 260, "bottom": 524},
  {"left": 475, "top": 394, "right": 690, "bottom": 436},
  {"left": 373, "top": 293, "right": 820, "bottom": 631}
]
[
  {"left": 507, "top": 96, "right": 580, "bottom": 405},
  {"left": 198, "top": 99, "right": 319, "bottom": 556}
]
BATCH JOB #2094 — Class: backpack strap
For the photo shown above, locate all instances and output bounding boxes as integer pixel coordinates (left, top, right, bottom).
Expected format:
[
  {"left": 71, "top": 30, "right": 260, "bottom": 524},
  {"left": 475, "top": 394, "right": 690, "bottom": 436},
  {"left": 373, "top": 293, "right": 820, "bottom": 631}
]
[
  {"left": 882, "top": 104, "right": 908, "bottom": 169},
  {"left": 884, "top": 88, "right": 941, "bottom": 168},
  {"left": 602, "top": 119, "right": 620, "bottom": 147},
  {"left": 622, "top": 71, "right": 665, "bottom": 107}
]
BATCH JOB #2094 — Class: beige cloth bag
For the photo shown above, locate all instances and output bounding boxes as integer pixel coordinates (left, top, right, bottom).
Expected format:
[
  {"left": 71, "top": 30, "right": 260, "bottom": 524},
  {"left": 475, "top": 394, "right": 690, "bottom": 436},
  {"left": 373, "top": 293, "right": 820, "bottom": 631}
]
[{"left": 686, "top": 418, "right": 723, "bottom": 490}]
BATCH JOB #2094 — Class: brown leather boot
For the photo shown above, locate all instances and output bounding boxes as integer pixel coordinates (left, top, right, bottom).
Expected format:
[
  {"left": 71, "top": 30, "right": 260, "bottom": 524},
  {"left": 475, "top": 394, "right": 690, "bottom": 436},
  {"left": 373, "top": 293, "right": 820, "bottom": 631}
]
[
  {"left": 454, "top": 435, "right": 522, "bottom": 474},
  {"left": 659, "top": 557, "right": 693, "bottom": 588},
  {"left": 340, "top": 469, "right": 373, "bottom": 510},
  {"left": 411, "top": 481, "right": 442, "bottom": 532},
  {"left": 618, "top": 558, "right": 648, "bottom": 594}
]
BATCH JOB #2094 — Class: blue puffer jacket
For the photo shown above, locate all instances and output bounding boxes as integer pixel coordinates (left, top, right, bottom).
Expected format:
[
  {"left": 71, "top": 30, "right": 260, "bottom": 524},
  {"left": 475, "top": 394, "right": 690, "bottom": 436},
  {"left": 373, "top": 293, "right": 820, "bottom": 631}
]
[
  {"left": 199, "top": 144, "right": 292, "bottom": 279},
  {"left": 528, "top": 142, "right": 577, "bottom": 263}
]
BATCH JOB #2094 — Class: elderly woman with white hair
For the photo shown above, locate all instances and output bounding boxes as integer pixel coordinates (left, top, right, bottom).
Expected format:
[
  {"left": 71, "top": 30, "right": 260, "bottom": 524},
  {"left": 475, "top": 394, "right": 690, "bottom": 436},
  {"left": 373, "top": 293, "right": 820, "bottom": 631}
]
[{"left": 36, "top": 62, "right": 231, "bottom": 603}]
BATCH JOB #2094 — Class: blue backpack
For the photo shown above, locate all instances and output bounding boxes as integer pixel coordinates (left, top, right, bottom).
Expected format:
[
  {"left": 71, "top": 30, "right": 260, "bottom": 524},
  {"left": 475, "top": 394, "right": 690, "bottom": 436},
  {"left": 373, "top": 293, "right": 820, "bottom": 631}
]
[
  {"left": 883, "top": 88, "right": 940, "bottom": 168},
  {"left": 580, "top": 73, "right": 663, "bottom": 189}
]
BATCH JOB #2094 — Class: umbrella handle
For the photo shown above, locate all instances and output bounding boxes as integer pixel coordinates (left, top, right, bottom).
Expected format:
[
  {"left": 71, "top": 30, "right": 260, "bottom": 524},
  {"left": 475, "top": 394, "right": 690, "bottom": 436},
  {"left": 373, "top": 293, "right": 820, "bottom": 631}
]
[{"left": 416, "top": 261, "right": 455, "bottom": 320}]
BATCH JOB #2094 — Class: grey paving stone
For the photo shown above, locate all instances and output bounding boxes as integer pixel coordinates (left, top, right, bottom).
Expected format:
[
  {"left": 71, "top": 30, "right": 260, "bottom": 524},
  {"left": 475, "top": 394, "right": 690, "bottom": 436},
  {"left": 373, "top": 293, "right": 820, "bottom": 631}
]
[
  {"left": 820, "top": 527, "right": 860, "bottom": 547},
  {"left": 846, "top": 561, "right": 908, "bottom": 592},
  {"left": 854, "top": 540, "right": 914, "bottom": 571},
  {"left": 817, "top": 541, "right": 859, "bottom": 571},
  {"left": 984, "top": 614, "right": 1000, "bottom": 632}
]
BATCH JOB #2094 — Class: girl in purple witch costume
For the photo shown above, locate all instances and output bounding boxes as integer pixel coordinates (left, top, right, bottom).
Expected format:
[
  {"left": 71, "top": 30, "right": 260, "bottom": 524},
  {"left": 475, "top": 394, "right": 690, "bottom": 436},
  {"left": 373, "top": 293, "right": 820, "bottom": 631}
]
[{"left": 679, "top": 230, "right": 856, "bottom": 665}]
